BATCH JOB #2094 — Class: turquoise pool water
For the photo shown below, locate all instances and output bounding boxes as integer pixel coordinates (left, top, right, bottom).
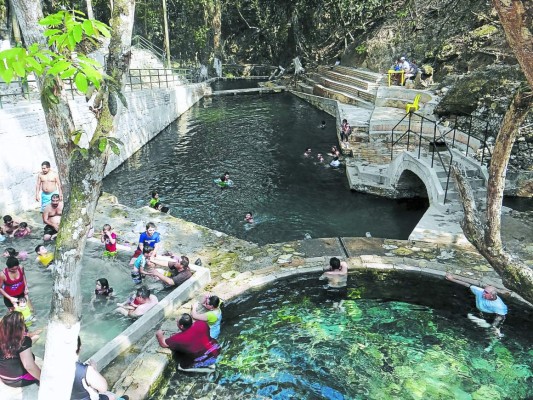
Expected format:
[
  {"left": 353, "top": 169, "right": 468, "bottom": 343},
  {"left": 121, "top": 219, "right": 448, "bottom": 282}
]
[{"left": 153, "top": 272, "right": 533, "bottom": 399}]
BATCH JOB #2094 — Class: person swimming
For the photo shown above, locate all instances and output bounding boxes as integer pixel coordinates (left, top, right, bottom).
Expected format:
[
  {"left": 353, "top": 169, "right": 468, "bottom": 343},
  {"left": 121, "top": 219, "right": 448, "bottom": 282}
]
[
  {"left": 317, "top": 153, "right": 325, "bottom": 163},
  {"left": 244, "top": 212, "right": 254, "bottom": 224},
  {"left": 330, "top": 156, "right": 341, "bottom": 168},
  {"left": 214, "top": 172, "right": 234, "bottom": 188},
  {"left": 304, "top": 148, "right": 312, "bottom": 157}
]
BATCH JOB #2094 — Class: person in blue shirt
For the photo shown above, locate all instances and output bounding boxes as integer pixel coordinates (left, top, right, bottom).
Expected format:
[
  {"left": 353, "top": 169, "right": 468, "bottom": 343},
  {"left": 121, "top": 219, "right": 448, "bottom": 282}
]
[
  {"left": 129, "top": 222, "right": 161, "bottom": 265},
  {"left": 446, "top": 273, "right": 508, "bottom": 337}
]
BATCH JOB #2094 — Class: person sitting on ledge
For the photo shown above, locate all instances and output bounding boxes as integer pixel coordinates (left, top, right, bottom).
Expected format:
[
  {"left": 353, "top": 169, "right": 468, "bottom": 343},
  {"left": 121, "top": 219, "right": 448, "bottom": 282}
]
[
  {"left": 445, "top": 273, "right": 508, "bottom": 337},
  {"left": 145, "top": 255, "right": 192, "bottom": 288},
  {"left": 191, "top": 293, "right": 223, "bottom": 339},
  {"left": 155, "top": 313, "right": 221, "bottom": 371}
]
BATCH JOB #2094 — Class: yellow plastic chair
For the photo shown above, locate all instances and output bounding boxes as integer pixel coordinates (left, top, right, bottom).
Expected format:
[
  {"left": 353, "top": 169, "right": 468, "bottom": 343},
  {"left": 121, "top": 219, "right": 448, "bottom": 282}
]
[{"left": 406, "top": 94, "right": 421, "bottom": 113}]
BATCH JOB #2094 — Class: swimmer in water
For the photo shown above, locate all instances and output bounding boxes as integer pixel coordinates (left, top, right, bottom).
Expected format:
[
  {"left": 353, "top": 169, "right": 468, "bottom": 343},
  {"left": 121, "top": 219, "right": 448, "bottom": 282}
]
[
  {"left": 317, "top": 153, "right": 324, "bottom": 163},
  {"left": 304, "top": 148, "right": 312, "bottom": 157},
  {"left": 244, "top": 212, "right": 254, "bottom": 224}
]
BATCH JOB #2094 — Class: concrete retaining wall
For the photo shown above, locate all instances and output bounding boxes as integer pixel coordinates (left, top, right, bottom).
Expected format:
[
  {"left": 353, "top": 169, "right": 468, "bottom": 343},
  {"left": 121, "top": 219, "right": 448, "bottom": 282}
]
[{"left": 0, "top": 83, "right": 209, "bottom": 214}]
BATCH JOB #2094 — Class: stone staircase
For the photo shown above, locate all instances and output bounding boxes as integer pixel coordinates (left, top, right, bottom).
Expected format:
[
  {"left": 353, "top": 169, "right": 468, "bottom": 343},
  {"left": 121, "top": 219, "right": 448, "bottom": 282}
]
[
  {"left": 298, "top": 65, "right": 381, "bottom": 110},
  {"left": 293, "top": 64, "right": 489, "bottom": 210}
]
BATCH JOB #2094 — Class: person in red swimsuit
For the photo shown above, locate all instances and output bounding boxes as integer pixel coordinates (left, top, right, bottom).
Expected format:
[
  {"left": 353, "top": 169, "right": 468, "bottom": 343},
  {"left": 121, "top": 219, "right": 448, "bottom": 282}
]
[
  {"left": 0, "top": 257, "right": 30, "bottom": 311},
  {"left": 155, "top": 313, "right": 220, "bottom": 370}
]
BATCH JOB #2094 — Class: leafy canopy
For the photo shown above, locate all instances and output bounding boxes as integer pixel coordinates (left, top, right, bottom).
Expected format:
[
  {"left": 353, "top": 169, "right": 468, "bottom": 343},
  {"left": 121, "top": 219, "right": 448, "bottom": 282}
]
[{"left": 0, "top": 10, "right": 110, "bottom": 95}]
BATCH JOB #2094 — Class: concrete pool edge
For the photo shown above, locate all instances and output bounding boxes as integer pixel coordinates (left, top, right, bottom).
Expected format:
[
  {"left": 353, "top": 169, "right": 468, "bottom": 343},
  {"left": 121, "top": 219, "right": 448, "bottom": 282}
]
[
  {"left": 110, "top": 254, "right": 533, "bottom": 399},
  {"left": 90, "top": 265, "right": 211, "bottom": 371}
]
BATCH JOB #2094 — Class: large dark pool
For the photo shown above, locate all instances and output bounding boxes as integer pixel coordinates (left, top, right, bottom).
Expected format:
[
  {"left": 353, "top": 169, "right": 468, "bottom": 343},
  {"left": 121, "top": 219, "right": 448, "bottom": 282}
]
[
  {"left": 103, "top": 93, "right": 427, "bottom": 244},
  {"left": 153, "top": 271, "right": 533, "bottom": 399}
]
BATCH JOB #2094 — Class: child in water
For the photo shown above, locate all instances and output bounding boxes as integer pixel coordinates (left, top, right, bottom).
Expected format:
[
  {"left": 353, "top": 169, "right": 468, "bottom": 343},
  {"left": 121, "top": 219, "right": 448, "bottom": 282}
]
[
  {"left": 11, "top": 222, "right": 31, "bottom": 238},
  {"left": 149, "top": 191, "right": 159, "bottom": 208},
  {"left": 101, "top": 224, "right": 117, "bottom": 257},
  {"left": 14, "top": 297, "right": 35, "bottom": 327},
  {"left": 244, "top": 212, "right": 254, "bottom": 224},
  {"left": 35, "top": 244, "right": 54, "bottom": 268},
  {"left": 131, "top": 246, "right": 153, "bottom": 285},
  {"left": 3, "top": 247, "right": 29, "bottom": 262},
  {"left": 94, "top": 278, "right": 114, "bottom": 297}
]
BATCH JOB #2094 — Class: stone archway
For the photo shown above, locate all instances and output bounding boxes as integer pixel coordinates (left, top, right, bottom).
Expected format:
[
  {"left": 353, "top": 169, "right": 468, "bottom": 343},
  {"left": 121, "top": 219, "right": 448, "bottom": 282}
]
[{"left": 395, "top": 169, "right": 429, "bottom": 199}]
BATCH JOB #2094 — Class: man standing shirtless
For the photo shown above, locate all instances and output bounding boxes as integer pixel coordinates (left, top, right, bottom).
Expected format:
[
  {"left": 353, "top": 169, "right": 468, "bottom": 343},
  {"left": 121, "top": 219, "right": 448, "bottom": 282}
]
[
  {"left": 35, "top": 161, "right": 62, "bottom": 212},
  {"left": 42, "top": 194, "right": 63, "bottom": 241}
]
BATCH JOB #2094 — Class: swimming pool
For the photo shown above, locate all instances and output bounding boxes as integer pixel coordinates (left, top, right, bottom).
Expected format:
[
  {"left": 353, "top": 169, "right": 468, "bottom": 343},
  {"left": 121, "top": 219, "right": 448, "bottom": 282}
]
[
  {"left": 103, "top": 93, "right": 428, "bottom": 245},
  {"left": 153, "top": 271, "right": 533, "bottom": 399}
]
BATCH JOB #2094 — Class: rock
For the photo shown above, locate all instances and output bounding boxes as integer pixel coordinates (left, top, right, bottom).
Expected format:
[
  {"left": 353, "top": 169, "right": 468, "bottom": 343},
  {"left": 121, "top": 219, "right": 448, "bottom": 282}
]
[
  {"left": 221, "top": 271, "right": 239, "bottom": 280},
  {"left": 382, "top": 244, "right": 398, "bottom": 250},
  {"left": 437, "top": 250, "right": 455, "bottom": 260},
  {"left": 392, "top": 247, "right": 414, "bottom": 256},
  {"left": 277, "top": 254, "right": 293, "bottom": 264},
  {"left": 243, "top": 256, "right": 254, "bottom": 261}
]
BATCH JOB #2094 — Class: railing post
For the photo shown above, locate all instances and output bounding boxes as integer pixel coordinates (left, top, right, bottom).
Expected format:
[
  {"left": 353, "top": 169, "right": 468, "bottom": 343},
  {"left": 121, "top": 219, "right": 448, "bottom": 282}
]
[
  {"left": 481, "top": 120, "right": 489, "bottom": 165},
  {"left": 407, "top": 114, "right": 411, "bottom": 151},
  {"left": 431, "top": 122, "right": 437, "bottom": 168},
  {"left": 417, "top": 116, "right": 424, "bottom": 159},
  {"left": 391, "top": 129, "right": 394, "bottom": 160}
]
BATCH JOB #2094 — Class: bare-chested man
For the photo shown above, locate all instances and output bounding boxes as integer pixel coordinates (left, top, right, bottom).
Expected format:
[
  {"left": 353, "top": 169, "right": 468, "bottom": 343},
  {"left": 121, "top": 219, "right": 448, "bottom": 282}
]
[
  {"left": 35, "top": 161, "right": 62, "bottom": 212},
  {"left": 42, "top": 194, "right": 63, "bottom": 241}
]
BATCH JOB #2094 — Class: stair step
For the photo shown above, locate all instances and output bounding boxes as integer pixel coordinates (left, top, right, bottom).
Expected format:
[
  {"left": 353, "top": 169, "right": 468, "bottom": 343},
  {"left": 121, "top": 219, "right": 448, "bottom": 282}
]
[
  {"left": 313, "top": 84, "right": 374, "bottom": 109},
  {"left": 317, "top": 68, "right": 378, "bottom": 91},
  {"left": 331, "top": 65, "right": 382, "bottom": 82},
  {"left": 322, "top": 79, "right": 376, "bottom": 102}
]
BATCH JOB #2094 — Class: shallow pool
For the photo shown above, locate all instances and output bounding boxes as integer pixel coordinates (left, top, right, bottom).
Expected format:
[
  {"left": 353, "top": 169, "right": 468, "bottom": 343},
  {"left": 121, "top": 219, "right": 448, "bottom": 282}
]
[{"left": 153, "top": 272, "right": 533, "bottom": 400}]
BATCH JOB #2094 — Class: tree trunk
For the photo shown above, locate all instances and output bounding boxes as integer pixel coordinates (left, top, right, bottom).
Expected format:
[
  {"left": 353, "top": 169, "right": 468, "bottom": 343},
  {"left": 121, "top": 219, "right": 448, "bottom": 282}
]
[
  {"left": 452, "top": 88, "right": 533, "bottom": 304},
  {"left": 37, "top": 0, "right": 136, "bottom": 395},
  {"left": 11, "top": 0, "right": 76, "bottom": 198},
  {"left": 162, "top": 0, "right": 171, "bottom": 67},
  {"left": 212, "top": 0, "right": 222, "bottom": 59},
  {"left": 10, "top": 0, "right": 135, "bottom": 398},
  {"left": 492, "top": 0, "right": 533, "bottom": 89},
  {"left": 86, "top": 0, "right": 95, "bottom": 20}
]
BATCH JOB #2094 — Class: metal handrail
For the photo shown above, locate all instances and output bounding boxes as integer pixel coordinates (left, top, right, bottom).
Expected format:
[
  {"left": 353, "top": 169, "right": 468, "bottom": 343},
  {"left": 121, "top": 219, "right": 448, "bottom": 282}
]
[
  {"left": 391, "top": 112, "right": 457, "bottom": 203},
  {"left": 131, "top": 35, "right": 165, "bottom": 61}
]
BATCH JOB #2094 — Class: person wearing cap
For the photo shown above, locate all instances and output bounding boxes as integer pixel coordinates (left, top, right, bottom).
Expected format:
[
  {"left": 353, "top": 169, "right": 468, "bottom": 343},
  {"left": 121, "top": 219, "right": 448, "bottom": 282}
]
[{"left": 445, "top": 273, "right": 508, "bottom": 337}]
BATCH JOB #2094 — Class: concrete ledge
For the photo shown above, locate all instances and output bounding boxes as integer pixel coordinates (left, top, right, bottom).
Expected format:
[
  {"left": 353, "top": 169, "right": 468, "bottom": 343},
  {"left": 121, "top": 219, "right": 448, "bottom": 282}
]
[{"left": 89, "top": 265, "right": 210, "bottom": 371}]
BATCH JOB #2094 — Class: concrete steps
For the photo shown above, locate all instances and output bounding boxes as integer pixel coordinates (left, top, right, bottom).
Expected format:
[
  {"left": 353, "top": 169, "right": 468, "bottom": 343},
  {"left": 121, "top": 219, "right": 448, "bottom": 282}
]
[
  {"left": 331, "top": 65, "right": 382, "bottom": 83},
  {"left": 313, "top": 83, "right": 374, "bottom": 109}
]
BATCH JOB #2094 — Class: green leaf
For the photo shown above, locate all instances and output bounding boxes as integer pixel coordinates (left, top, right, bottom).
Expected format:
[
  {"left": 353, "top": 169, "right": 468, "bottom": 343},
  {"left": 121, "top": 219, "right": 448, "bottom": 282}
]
[
  {"left": 77, "top": 55, "right": 101, "bottom": 67},
  {"left": 39, "top": 14, "right": 63, "bottom": 26},
  {"left": 0, "top": 68, "right": 13, "bottom": 84},
  {"left": 73, "top": 24, "right": 83, "bottom": 43},
  {"left": 109, "top": 141, "right": 120, "bottom": 155},
  {"left": 82, "top": 20, "right": 94, "bottom": 36},
  {"left": 47, "top": 60, "right": 71, "bottom": 75},
  {"left": 98, "top": 137, "right": 108, "bottom": 152},
  {"left": 60, "top": 67, "right": 77, "bottom": 79},
  {"left": 93, "top": 20, "right": 111, "bottom": 38},
  {"left": 12, "top": 61, "right": 26, "bottom": 78},
  {"left": 71, "top": 130, "right": 83, "bottom": 145},
  {"left": 115, "top": 90, "right": 128, "bottom": 108},
  {"left": 44, "top": 29, "right": 62, "bottom": 37},
  {"left": 67, "top": 33, "right": 76, "bottom": 50},
  {"left": 74, "top": 72, "right": 88, "bottom": 93},
  {"left": 26, "top": 57, "right": 44, "bottom": 75}
]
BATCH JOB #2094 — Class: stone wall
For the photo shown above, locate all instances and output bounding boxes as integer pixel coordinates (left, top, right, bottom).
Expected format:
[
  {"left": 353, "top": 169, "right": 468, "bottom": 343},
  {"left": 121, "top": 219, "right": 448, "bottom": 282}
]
[{"left": 0, "top": 83, "right": 209, "bottom": 214}]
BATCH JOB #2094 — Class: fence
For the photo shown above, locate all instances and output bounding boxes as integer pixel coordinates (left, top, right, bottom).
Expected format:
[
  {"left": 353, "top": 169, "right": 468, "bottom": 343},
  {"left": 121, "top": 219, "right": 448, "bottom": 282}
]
[{"left": 0, "top": 67, "right": 199, "bottom": 108}]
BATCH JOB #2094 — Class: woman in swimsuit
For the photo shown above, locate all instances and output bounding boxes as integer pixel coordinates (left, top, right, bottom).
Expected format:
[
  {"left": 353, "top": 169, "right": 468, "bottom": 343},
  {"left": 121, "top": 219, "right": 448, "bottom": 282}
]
[{"left": 0, "top": 311, "right": 41, "bottom": 387}]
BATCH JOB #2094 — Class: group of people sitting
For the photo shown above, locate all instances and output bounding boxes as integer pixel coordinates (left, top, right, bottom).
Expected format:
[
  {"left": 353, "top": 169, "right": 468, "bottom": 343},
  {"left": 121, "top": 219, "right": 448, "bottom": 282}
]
[{"left": 392, "top": 56, "right": 434, "bottom": 87}]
